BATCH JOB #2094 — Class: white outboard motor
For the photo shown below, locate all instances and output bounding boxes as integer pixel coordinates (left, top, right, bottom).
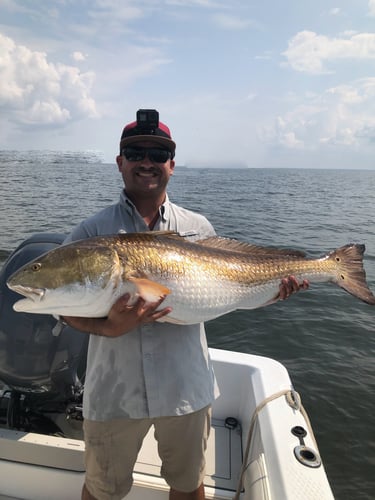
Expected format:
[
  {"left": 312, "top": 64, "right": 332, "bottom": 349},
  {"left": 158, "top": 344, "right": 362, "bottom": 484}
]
[{"left": 0, "top": 234, "right": 88, "bottom": 434}]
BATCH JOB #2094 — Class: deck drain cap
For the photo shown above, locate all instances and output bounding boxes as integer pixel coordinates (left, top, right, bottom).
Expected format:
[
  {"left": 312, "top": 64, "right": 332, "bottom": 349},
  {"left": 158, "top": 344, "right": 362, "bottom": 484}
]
[{"left": 294, "top": 445, "right": 322, "bottom": 468}]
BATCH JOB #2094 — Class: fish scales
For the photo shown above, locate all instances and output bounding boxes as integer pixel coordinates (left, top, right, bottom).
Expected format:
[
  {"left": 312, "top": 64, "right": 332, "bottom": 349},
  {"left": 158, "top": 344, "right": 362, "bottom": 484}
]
[
  {"left": 115, "top": 234, "right": 334, "bottom": 288},
  {"left": 6, "top": 232, "right": 375, "bottom": 324}
]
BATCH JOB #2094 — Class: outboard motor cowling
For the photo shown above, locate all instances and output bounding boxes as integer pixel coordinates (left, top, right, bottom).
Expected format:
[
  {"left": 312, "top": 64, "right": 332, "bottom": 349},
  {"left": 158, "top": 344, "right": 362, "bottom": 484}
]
[{"left": 0, "top": 234, "right": 88, "bottom": 432}]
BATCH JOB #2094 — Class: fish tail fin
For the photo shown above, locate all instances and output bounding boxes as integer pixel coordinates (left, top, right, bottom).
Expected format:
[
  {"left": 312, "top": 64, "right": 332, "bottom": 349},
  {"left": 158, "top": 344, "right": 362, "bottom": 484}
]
[{"left": 329, "top": 244, "right": 375, "bottom": 305}]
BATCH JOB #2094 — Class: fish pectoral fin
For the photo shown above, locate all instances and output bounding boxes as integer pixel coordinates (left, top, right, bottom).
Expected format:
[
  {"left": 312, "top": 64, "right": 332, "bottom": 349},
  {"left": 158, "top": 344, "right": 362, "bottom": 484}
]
[{"left": 128, "top": 277, "right": 171, "bottom": 302}]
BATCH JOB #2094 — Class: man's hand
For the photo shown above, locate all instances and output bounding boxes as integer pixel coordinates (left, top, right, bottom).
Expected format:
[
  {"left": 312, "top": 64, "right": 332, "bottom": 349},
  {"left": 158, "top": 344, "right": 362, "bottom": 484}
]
[
  {"left": 278, "top": 276, "right": 309, "bottom": 300},
  {"left": 62, "top": 294, "right": 172, "bottom": 338}
]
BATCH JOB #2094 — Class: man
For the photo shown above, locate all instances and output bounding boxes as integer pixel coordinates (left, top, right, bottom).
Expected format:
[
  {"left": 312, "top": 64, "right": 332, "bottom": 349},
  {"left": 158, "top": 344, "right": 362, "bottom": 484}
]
[{"left": 63, "top": 109, "right": 307, "bottom": 500}]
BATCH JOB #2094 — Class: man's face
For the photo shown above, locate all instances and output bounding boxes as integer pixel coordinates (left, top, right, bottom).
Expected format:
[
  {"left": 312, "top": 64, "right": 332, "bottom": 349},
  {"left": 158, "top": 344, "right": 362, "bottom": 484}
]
[{"left": 116, "top": 140, "right": 175, "bottom": 199}]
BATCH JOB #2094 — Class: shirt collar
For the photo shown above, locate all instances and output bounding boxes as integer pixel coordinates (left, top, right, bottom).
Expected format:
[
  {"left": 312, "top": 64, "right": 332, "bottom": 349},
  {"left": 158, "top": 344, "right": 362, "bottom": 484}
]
[{"left": 120, "top": 190, "right": 170, "bottom": 222}]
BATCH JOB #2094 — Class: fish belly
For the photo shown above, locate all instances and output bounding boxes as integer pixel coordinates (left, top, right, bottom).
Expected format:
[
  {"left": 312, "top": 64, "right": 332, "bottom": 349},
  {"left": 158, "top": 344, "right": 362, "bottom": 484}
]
[{"left": 157, "top": 277, "right": 282, "bottom": 325}]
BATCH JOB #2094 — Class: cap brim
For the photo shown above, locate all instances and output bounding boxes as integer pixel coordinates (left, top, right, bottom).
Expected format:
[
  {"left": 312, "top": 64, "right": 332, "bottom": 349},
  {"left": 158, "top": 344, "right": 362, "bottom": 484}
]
[{"left": 120, "top": 135, "right": 176, "bottom": 152}]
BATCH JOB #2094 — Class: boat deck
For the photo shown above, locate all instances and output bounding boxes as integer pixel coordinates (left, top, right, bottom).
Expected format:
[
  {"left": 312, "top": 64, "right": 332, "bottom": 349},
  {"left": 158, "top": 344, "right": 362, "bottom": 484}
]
[
  {"left": 0, "top": 416, "right": 243, "bottom": 500},
  {"left": 135, "top": 417, "right": 243, "bottom": 491}
]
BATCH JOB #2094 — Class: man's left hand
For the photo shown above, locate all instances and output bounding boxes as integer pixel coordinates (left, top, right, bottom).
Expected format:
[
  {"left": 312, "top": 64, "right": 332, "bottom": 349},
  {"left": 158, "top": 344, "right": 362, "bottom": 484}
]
[{"left": 279, "top": 276, "right": 309, "bottom": 300}]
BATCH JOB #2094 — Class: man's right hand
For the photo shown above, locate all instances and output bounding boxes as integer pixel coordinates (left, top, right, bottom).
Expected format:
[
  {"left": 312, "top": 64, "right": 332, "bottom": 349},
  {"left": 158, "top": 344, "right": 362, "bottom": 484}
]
[{"left": 62, "top": 293, "right": 172, "bottom": 337}]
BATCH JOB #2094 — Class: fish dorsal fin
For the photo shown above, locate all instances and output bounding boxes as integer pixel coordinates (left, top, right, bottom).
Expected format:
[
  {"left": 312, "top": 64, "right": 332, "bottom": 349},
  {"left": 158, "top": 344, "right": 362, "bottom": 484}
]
[
  {"left": 153, "top": 231, "right": 187, "bottom": 241},
  {"left": 146, "top": 230, "right": 177, "bottom": 237},
  {"left": 196, "top": 236, "right": 306, "bottom": 258},
  {"left": 118, "top": 231, "right": 184, "bottom": 242},
  {"left": 128, "top": 277, "right": 171, "bottom": 302}
]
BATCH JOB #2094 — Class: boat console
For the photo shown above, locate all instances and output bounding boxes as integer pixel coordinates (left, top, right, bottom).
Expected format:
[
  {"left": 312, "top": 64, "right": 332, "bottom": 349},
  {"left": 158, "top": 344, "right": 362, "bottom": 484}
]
[{"left": 0, "top": 234, "right": 88, "bottom": 435}]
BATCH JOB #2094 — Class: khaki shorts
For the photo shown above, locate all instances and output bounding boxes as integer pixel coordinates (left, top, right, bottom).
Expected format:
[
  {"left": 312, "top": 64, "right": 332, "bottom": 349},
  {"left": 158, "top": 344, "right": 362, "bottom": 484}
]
[{"left": 83, "top": 405, "right": 211, "bottom": 500}]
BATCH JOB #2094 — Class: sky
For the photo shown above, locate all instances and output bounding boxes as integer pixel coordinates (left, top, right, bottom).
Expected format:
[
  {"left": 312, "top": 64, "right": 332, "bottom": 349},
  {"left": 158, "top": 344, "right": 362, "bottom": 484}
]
[{"left": 1, "top": 0, "right": 375, "bottom": 168}]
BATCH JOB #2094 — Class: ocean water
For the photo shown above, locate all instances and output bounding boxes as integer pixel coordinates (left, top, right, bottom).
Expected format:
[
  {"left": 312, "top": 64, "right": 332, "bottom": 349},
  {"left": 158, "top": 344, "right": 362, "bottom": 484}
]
[{"left": 0, "top": 151, "right": 374, "bottom": 499}]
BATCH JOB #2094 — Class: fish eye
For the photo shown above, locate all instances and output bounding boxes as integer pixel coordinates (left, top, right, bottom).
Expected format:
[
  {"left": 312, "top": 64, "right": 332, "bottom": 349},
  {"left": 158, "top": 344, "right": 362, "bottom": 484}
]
[{"left": 31, "top": 263, "right": 42, "bottom": 272}]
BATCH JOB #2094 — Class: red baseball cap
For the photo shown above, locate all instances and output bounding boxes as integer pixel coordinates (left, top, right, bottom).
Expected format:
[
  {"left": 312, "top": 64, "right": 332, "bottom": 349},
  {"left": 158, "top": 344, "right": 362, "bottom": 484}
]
[{"left": 120, "top": 112, "right": 176, "bottom": 154}]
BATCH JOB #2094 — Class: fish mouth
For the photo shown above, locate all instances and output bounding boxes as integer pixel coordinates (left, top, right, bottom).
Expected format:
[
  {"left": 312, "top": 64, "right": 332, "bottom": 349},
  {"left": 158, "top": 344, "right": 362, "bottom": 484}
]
[{"left": 7, "top": 284, "right": 45, "bottom": 302}]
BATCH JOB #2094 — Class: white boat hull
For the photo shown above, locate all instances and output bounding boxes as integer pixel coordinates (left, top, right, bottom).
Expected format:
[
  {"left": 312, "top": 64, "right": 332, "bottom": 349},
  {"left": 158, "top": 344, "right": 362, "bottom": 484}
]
[{"left": 0, "top": 348, "right": 334, "bottom": 500}]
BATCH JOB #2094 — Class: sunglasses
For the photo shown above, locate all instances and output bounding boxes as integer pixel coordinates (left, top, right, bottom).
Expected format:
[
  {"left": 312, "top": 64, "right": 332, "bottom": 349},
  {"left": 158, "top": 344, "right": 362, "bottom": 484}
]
[{"left": 122, "top": 146, "right": 172, "bottom": 163}]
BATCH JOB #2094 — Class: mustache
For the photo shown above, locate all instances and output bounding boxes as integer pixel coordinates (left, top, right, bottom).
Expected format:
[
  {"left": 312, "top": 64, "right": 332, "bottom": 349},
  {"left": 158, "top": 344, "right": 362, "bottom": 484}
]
[{"left": 135, "top": 166, "right": 161, "bottom": 174}]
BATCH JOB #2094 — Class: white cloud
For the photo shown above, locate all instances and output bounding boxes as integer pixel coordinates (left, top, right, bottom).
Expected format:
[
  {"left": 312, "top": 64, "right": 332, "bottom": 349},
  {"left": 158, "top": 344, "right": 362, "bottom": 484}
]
[
  {"left": 255, "top": 51, "right": 272, "bottom": 60},
  {"left": 88, "top": 1, "right": 143, "bottom": 22},
  {"left": 23, "top": 100, "right": 70, "bottom": 125},
  {"left": 0, "top": 32, "right": 99, "bottom": 128},
  {"left": 261, "top": 79, "right": 375, "bottom": 150},
  {"left": 213, "top": 13, "right": 255, "bottom": 30},
  {"left": 340, "top": 30, "right": 358, "bottom": 37},
  {"left": 280, "top": 131, "right": 304, "bottom": 149},
  {"left": 329, "top": 8, "right": 341, "bottom": 16},
  {"left": 72, "top": 51, "right": 86, "bottom": 62},
  {"left": 0, "top": 0, "right": 29, "bottom": 14},
  {"left": 369, "top": 0, "right": 375, "bottom": 16},
  {"left": 282, "top": 31, "right": 375, "bottom": 74},
  {"left": 166, "top": 0, "right": 224, "bottom": 7}
]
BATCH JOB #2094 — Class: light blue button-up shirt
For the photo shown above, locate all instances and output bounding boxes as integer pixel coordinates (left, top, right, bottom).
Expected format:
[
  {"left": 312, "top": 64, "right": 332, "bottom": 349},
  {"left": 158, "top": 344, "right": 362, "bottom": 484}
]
[{"left": 64, "top": 191, "right": 219, "bottom": 420}]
